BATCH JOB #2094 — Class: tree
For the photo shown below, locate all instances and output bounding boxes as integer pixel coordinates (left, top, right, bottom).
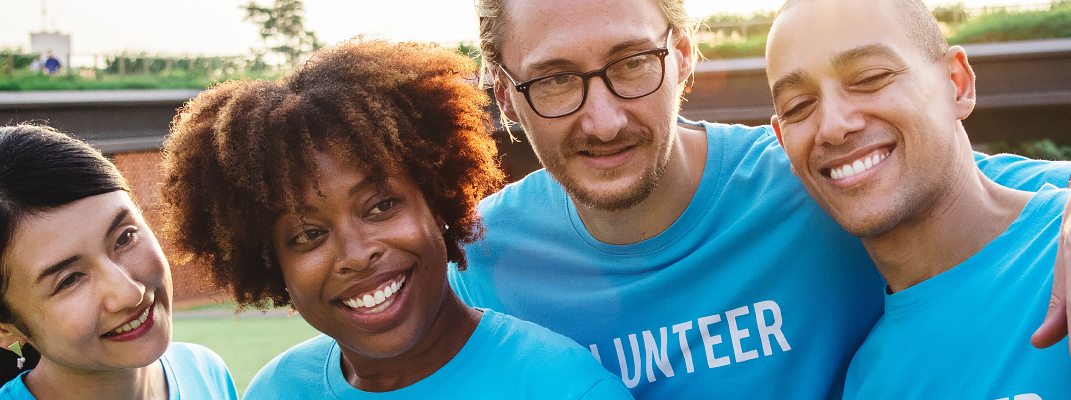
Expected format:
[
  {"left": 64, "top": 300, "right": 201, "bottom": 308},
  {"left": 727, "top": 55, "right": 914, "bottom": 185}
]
[{"left": 244, "top": 0, "right": 322, "bottom": 67}]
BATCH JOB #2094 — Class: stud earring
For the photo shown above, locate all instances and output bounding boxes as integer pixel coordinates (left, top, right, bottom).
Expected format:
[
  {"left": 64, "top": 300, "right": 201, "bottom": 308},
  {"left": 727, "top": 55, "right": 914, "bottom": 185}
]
[{"left": 8, "top": 341, "right": 25, "bottom": 369}]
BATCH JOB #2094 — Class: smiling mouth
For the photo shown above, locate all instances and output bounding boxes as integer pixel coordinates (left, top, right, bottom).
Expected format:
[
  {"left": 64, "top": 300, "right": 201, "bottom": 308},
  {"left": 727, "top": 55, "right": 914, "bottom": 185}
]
[
  {"left": 102, "top": 303, "right": 153, "bottom": 338},
  {"left": 340, "top": 273, "right": 407, "bottom": 313},
  {"left": 826, "top": 148, "right": 891, "bottom": 180},
  {"left": 580, "top": 145, "right": 633, "bottom": 157}
]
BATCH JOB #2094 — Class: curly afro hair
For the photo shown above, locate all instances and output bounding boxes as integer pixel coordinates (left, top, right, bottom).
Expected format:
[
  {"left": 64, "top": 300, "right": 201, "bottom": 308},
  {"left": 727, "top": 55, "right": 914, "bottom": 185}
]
[{"left": 161, "top": 39, "right": 505, "bottom": 309}]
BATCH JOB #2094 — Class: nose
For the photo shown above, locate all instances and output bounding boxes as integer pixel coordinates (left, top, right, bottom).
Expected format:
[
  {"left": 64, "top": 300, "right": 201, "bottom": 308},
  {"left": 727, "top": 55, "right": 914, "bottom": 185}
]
[
  {"left": 332, "top": 221, "right": 382, "bottom": 275},
  {"left": 578, "top": 76, "right": 628, "bottom": 142},
  {"left": 814, "top": 90, "right": 866, "bottom": 147},
  {"left": 100, "top": 260, "right": 147, "bottom": 314}
]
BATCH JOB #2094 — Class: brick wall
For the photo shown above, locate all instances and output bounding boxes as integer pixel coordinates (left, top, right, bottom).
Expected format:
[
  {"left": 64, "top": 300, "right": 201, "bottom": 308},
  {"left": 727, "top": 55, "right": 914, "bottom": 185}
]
[{"left": 112, "top": 150, "right": 226, "bottom": 308}]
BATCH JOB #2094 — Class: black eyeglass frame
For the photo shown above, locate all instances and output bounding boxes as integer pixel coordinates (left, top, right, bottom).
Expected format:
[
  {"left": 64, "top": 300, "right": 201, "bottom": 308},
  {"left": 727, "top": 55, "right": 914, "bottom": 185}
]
[{"left": 499, "top": 29, "right": 673, "bottom": 119}]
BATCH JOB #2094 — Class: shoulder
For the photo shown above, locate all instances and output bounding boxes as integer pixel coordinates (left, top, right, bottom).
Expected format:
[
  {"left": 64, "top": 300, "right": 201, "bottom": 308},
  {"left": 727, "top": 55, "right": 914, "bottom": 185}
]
[
  {"left": 0, "top": 372, "right": 32, "bottom": 400},
  {"left": 164, "top": 342, "right": 238, "bottom": 400},
  {"left": 478, "top": 169, "right": 560, "bottom": 216},
  {"left": 244, "top": 335, "right": 336, "bottom": 398}
]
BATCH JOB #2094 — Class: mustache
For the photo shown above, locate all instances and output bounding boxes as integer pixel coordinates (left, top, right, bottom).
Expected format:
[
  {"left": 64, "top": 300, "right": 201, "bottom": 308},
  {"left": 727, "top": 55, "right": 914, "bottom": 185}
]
[{"left": 562, "top": 127, "right": 654, "bottom": 154}]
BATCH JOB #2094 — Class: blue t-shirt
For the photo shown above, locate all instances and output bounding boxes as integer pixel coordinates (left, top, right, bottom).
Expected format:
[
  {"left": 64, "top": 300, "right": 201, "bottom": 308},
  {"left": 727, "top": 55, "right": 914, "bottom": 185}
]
[
  {"left": 243, "top": 309, "right": 633, "bottom": 399},
  {"left": 0, "top": 342, "right": 238, "bottom": 400},
  {"left": 449, "top": 120, "right": 1071, "bottom": 399},
  {"left": 843, "top": 187, "right": 1071, "bottom": 400}
]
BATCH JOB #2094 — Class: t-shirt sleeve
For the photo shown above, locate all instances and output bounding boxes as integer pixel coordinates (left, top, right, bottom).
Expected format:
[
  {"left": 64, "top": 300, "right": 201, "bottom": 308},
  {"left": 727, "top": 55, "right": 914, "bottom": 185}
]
[
  {"left": 578, "top": 376, "right": 636, "bottom": 400},
  {"left": 976, "top": 152, "right": 1071, "bottom": 190},
  {"left": 171, "top": 343, "right": 240, "bottom": 400}
]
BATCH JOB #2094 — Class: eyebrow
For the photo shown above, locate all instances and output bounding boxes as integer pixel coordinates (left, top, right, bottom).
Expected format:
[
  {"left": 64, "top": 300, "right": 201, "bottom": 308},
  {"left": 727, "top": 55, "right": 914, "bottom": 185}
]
[
  {"left": 525, "top": 36, "right": 659, "bottom": 76},
  {"left": 291, "top": 177, "right": 377, "bottom": 215},
  {"left": 35, "top": 208, "right": 131, "bottom": 285},
  {"left": 830, "top": 43, "right": 902, "bottom": 69},
  {"left": 771, "top": 69, "right": 810, "bottom": 101},
  {"left": 770, "top": 43, "right": 902, "bottom": 101}
]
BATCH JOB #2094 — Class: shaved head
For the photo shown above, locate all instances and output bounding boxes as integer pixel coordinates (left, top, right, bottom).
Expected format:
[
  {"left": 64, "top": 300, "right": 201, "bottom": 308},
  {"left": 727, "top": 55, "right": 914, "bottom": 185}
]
[{"left": 775, "top": 0, "right": 947, "bottom": 62}]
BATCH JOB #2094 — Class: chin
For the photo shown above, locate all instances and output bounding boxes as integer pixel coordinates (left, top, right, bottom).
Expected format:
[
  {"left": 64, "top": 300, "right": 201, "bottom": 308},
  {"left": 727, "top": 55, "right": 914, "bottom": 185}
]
[{"left": 562, "top": 166, "right": 665, "bottom": 212}]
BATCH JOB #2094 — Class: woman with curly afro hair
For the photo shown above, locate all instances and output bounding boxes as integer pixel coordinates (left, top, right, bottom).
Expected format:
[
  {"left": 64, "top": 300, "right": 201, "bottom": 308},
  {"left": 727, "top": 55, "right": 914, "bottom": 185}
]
[{"left": 161, "top": 39, "right": 632, "bottom": 399}]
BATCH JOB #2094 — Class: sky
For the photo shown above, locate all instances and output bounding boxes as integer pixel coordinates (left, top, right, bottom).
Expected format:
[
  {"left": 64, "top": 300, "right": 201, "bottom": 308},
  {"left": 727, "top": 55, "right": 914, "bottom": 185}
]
[{"left": 0, "top": 0, "right": 1051, "bottom": 66}]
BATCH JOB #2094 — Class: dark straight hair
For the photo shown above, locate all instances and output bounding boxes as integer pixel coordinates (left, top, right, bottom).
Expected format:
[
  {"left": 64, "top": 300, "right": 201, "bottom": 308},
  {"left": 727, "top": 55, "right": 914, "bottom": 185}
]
[{"left": 0, "top": 124, "right": 130, "bottom": 383}]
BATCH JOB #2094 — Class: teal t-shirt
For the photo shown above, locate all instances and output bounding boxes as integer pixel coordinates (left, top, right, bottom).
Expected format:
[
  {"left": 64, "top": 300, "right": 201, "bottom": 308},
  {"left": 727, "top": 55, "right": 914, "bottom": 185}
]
[
  {"left": 450, "top": 120, "right": 1071, "bottom": 399},
  {"left": 843, "top": 187, "right": 1071, "bottom": 400},
  {"left": 0, "top": 342, "right": 238, "bottom": 400},
  {"left": 243, "top": 309, "right": 633, "bottom": 399}
]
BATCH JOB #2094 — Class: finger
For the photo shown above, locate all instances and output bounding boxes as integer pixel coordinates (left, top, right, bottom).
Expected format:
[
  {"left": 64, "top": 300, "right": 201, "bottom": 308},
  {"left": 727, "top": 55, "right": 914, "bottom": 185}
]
[{"left": 1033, "top": 194, "right": 1071, "bottom": 352}]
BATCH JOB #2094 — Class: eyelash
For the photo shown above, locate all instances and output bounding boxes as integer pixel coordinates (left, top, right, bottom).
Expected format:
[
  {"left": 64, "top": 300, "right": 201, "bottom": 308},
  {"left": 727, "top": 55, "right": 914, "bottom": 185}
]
[
  {"left": 54, "top": 272, "right": 85, "bottom": 294},
  {"left": 115, "top": 228, "right": 138, "bottom": 250},
  {"left": 366, "top": 198, "right": 399, "bottom": 217}
]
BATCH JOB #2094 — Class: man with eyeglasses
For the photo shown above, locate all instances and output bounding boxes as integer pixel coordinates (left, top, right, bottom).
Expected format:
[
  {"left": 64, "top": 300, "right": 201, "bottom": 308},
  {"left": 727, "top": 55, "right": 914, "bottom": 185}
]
[{"left": 448, "top": 0, "right": 1071, "bottom": 398}]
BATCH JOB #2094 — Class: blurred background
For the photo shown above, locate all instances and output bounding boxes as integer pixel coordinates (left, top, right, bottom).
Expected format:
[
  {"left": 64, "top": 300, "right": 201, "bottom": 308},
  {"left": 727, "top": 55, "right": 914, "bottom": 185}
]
[{"left": 2, "top": 0, "right": 1070, "bottom": 394}]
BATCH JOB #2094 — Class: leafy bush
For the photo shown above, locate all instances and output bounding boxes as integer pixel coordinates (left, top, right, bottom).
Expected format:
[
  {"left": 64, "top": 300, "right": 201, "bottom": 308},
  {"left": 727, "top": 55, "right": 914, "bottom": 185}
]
[
  {"left": 949, "top": 4, "right": 1071, "bottom": 44},
  {"left": 988, "top": 139, "right": 1071, "bottom": 161},
  {"left": 699, "top": 34, "right": 768, "bottom": 60},
  {"left": 0, "top": 70, "right": 281, "bottom": 91}
]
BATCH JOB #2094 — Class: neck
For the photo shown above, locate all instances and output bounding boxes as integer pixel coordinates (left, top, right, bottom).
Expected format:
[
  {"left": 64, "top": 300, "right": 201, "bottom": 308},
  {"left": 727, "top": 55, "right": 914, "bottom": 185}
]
[
  {"left": 25, "top": 358, "right": 167, "bottom": 400},
  {"left": 863, "top": 149, "right": 1032, "bottom": 293},
  {"left": 577, "top": 122, "right": 707, "bottom": 245},
  {"left": 339, "top": 291, "right": 481, "bottom": 392}
]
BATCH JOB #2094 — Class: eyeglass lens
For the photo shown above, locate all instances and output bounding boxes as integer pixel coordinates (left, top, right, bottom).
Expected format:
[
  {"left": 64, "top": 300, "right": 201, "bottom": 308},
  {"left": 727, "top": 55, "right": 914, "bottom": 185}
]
[{"left": 526, "top": 52, "right": 664, "bottom": 118}]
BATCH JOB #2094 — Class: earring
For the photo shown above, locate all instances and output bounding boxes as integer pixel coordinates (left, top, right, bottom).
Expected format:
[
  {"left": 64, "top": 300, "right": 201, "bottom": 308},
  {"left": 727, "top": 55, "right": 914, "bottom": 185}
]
[{"left": 8, "top": 341, "right": 25, "bottom": 369}]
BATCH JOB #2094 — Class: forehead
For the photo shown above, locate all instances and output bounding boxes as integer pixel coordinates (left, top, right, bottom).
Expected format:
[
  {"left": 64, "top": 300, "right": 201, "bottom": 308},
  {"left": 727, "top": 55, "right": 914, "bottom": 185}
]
[
  {"left": 767, "top": 0, "right": 914, "bottom": 79},
  {"left": 501, "top": 0, "right": 668, "bottom": 72},
  {"left": 3, "top": 192, "right": 129, "bottom": 274}
]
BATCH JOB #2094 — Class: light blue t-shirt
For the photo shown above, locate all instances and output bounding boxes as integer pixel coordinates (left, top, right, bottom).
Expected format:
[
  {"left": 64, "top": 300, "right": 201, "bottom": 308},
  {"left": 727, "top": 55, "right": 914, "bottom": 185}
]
[
  {"left": 843, "top": 187, "right": 1071, "bottom": 400},
  {"left": 449, "top": 120, "right": 1071, "bottom": 399},
  {"left": 0, "top": 342, "right": 238, "bottom": 400},
  {"left": 243, "top": 308, "right": 633, "bottom": 399}
]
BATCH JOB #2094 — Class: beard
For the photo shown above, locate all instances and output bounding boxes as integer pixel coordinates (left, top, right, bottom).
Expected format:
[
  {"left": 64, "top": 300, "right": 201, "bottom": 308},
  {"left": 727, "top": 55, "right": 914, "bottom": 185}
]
[{"left": 538, "top": 125, "right": 672, "bottom": 213}]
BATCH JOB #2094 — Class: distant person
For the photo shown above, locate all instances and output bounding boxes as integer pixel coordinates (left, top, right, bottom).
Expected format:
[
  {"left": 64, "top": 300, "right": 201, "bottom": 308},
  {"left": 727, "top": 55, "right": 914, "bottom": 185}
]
[
  {"left": 161, "top": 39, "right": 633, "bottom": 399},
  {"left": 766, "top": 0, "right": 1071, "bottom": 397},
  {"left": 0, "top": 124, "right": 239, "bottom": 400},
  {"left": 27, "top": 59, "right": 39, "bottom": 73},
  {"left": 43, "top": 53, "right": 59, "bottom": 75}
]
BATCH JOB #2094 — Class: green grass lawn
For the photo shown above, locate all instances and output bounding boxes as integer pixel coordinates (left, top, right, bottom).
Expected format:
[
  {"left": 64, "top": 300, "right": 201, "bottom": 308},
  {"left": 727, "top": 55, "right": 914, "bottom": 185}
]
[{"left": 171, "top": 313, "right": 321, "bottom": 396}]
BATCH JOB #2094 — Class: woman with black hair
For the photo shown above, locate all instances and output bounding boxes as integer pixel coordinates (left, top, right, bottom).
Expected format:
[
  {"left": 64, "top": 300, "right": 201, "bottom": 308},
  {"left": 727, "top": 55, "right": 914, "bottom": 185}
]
[{"left": 0, "top": 124, "right": 238, "bottom": 400}]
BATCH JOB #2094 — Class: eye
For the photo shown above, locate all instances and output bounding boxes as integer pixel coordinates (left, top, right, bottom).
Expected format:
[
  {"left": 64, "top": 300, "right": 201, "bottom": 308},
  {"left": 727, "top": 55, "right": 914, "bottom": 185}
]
[
  {"left": 850, "top": 69, "right": 898, "bottom": 91},
  {"left": 779, "top": 98, "right": 816, "bottom": 123},
  {"left": 54, "top": 272, "right": 85, "bottom": 294},
  {"left": 288, "top": 229, "right": 326, "bottom": 247},
  {"left": 115, "top": 228, "right": 138, "bottom": 250},
  {"left": 367, "top": 198, "right": 398, "bottom": 217}
]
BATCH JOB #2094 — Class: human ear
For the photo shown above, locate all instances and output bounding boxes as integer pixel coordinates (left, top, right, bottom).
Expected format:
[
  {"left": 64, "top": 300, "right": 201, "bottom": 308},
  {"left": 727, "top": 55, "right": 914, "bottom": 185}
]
[
  {"left": 672, "top": 30, "right": 697, "bottom": 85},
  {"left": 0, "top": 322, "right": 29, "bottom": 354},
  {"left": 493, "top": 74, "right": 520, "bottom": 122},
  {"left": 771, "top": 116, "right": 799, "bottom": 177},
  {"left": 947, "top": 46, "right": 976, "bottom": 120}
]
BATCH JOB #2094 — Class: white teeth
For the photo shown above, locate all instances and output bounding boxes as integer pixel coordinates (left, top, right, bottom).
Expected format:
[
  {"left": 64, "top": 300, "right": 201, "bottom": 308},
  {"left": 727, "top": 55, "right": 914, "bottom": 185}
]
[
  {"left": 843, "top": 164, "right": 856, "bottom": 177},
  {"left": 368, "top": 298, "right": 392, "bottom": 313},
  {"left": 113, "top": 307, "right": 151, "bottom": 334},
  {"left": 830, "top": 152, "right": 889, "bottom": 180},
  {"left": 344, "top": 275, "right": 407, "bottom": 311}
]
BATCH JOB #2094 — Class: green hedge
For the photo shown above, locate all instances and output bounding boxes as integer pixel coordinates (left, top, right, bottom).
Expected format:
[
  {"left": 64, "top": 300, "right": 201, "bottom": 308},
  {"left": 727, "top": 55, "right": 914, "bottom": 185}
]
[{"left": 950, "top": 5, "right": 1071, "bottom": 44}]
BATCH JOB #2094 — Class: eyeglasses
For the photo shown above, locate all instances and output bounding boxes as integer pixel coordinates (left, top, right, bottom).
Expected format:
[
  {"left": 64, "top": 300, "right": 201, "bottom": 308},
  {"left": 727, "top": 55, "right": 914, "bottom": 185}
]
[{"left": 498, "top": 28, "right": 672, "bottom": 119}]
